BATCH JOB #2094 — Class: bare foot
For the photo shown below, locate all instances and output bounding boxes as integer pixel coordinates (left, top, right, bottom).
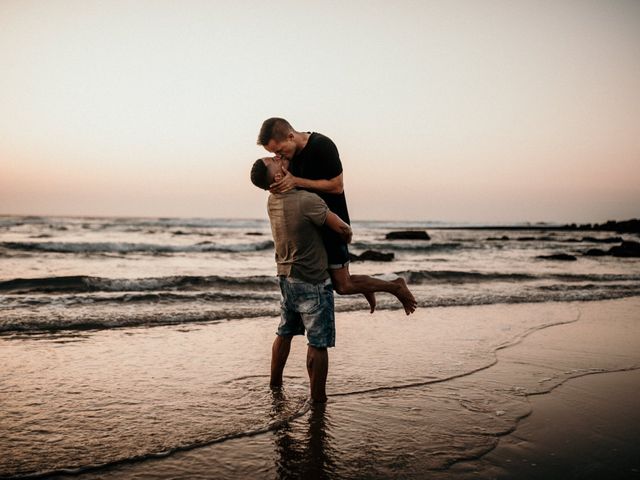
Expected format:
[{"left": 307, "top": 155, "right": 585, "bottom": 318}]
[
  {"left": 392, "top": 277, "right": 417, "bottom": 315},
  {"left": 363, "top": 292, "right": 376, "bottom": 313}
]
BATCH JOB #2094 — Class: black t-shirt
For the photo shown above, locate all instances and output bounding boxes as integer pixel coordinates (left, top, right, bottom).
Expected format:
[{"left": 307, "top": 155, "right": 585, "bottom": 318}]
[{"left": 289, "top": 132, "right": 350, "bottom": 224}]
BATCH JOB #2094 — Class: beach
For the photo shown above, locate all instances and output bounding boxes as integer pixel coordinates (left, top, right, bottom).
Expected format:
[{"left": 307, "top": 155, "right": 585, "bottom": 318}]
[
  {"left": 456, "top": 369, "right": 640, "bottom": 479},
  {"left": 1, "top": 297, "right": 639, "bottom": 479},
  {"left": 3, "top": 0, "right": 640, "bottom": 475},
  {"left": 1, "top": 216, "right": 640, "bottom": 478}
]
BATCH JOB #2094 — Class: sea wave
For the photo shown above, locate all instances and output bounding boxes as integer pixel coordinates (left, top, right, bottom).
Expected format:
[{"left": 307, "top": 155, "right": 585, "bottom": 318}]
[
  {"left": 2, "top": 290, "right": 640, "bottom": 335},
  {"left": 0, "top": 291, "right": 281, "bottom": 308},
  {"left": 0, "top": 240, "right": 274, "bottom": 254},
  {"left": 3, "top": 270, "right": 640, "bottom": 296},
  {"left": 0, "top": 274, "right": 278, "bottom": 294},
  {"left": 401, "top": 270, "right": 536, "bottom": 283},
  {"left": 0, "top": 215, "right": 268, "bottom": 229},
  {"left": 351, "top": 241, "right": 462, "bottom": 252},
  {"left": 400, "top": 270, "right": 640, "bottom": 284}
]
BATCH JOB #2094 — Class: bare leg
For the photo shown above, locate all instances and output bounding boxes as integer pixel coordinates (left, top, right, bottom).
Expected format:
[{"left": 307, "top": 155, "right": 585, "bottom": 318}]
[
  {"left": 306, "top": 346, "right": 328, "bottom": 403},
  {"left": 363, "top": 292, "right": 377, "bottom": 314},
  {"left": 270, "top": 335, "right": 292, "bottom": 388},
  {"left": 330, "top": 266, "right": 417, "bottom": 315}
]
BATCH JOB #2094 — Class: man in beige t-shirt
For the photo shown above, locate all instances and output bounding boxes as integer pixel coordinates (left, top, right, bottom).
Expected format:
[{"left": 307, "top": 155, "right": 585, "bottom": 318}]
[{"left": 251, "top": 156, "right": 351, "bottom": 403}]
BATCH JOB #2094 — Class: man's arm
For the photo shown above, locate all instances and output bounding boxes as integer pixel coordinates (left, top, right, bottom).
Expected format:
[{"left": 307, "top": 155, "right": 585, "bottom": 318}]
[
  {"left": 270, "top": 168, "right": 343, "bottom": 194},
  {"left": 325, "top": 211, "right": 352, "bottom": 244}
]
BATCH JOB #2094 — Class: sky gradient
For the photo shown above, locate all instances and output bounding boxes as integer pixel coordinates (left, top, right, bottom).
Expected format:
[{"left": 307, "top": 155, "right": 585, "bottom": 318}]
[{"left": 1, "top": 0, "right": 639, "bottom": 223}]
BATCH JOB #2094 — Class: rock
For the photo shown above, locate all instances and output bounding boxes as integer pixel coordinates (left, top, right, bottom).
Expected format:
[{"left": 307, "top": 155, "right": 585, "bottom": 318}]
[
  {"left": 487, "top": 236, "right": 510, "bottom": 241},
  {"left": 581, "top": 236, "right": 624, "bottom": 243},
  {"left": 359, "top": 250, "right": 394, "bottom": 261},
  {"left": 599, "top": 219, "right": 640, "bottom": 234},
  {"left": 584, "top": 248, "right": 607, "bottom": 256},
  {"left": 536, "top": 253, "right": 577, "bottom": 261},
  {"left": 350, "top": 250, "right": 395, "bottom": 262},
  {"left": 385, "top": 230, "right": 430, "bottom": 240},
  {"left": 518, "top": 235, "right": 556, "bottom": 241},
  {"left": 608, "top": 241, "right": 640, "bottom": 258},
  {"left": 554, "top": 218, "right": 640, "bottom": 233},
  {"left": 246, "top": 232, "right": 263, "bottom": 236}
]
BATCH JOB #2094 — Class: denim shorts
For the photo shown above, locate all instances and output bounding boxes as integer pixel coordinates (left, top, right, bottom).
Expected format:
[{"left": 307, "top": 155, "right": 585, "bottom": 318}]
[
  {"left": 277, "top": 276, "right": 335, "bottom": 348},
  {"left": 321, "top": 229, "right": 351, "bottom": 269}
]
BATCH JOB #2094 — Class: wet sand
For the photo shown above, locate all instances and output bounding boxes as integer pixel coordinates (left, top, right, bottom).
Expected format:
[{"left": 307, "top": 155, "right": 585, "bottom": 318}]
[
  {"left": 4, "top": 297, "right": 638, "bottom": 479},
  {"left": 453, "top": 369, "right": 640, "bottom": 479}
]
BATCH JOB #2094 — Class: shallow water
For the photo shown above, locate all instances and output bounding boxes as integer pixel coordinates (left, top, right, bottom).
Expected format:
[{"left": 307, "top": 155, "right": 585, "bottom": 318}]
[
  {"left": 458, "top": 369, "right": 640, "bottom": 479},
  {"left": 2, "top": 299, "right": 639, "bottom": 478}
]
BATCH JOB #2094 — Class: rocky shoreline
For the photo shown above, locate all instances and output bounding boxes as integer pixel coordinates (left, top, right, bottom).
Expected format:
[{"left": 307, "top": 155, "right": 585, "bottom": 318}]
[
  {"left": 352, "top": 220, "right": 640, "bottom": 262},
  {"left": 437, "top": 218, "right": 640, "bottom": 234}
]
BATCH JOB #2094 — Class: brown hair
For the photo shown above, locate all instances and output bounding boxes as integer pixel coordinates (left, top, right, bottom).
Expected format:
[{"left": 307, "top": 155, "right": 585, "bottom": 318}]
[{"left": 257, "top": 117, "right": 293, "bottom": 146}]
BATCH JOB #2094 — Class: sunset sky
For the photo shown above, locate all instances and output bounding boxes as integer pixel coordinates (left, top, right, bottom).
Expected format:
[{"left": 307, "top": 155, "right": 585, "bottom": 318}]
[{"left": 1, "top": 0, "right": 639, "bottom": 223}]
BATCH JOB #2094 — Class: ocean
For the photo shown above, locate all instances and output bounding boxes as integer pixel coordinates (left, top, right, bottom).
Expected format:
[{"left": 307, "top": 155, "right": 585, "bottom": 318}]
[
  {"left": 1, "top": 215, "right": 638, "bottom": 333},
  {"left": 1, "top": 215, "right": 639, "bottom": 478}
]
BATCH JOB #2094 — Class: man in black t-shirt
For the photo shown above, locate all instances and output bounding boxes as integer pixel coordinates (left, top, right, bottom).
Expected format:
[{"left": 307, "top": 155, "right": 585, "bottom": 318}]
[{"left": 257, "top": 117, "right": 417, "bottom": 315}]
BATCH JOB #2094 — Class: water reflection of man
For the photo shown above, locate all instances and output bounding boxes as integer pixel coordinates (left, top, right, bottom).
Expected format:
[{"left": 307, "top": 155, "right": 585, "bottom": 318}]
[{"left": 271, "top": 397, "right": 335, "bottom": 480}]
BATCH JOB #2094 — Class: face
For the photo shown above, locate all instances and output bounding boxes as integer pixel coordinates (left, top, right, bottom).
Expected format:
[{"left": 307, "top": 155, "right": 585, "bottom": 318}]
[
  {"left": 261, "top": 156, "right": 287, "bottom": 183},
  {"left": 264, "top": 133, "right": 297, "bottom": 161}
]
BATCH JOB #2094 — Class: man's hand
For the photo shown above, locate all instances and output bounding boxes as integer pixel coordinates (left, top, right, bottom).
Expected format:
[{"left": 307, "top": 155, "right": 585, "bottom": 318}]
[
  {"left": 340, "top": 224, "right": 352, "bottom": 244},
  {"left": 269, "top": 167, "right": 298, "bottom": 193}
]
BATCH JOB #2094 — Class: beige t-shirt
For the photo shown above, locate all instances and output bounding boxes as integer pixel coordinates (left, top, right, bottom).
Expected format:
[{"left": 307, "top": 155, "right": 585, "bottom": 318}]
[{"left": 267, "top": 190, "right": 329, "bottom": 284}]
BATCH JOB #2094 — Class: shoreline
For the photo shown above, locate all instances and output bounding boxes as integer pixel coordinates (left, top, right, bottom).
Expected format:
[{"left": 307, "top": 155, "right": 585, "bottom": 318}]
[
  {"left": 20, "top": 297, "right": 635, "bottom": 480},
  {"left": 449, "top": 368, "right": 640, "bottom": 479}
]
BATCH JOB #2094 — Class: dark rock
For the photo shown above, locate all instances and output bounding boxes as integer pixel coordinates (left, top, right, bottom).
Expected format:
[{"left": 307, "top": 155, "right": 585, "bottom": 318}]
[
  {"left": 551, "top": 219, "right": 640, "bottom": 233},
  {"left": 536, "top": 253, "right": 577, "bottom": 261},
  {"left": 518, "top": 236, "right": 556, "bottom": 241},
  {"left": 385, "top": 230, "right": 430, "bottom": 240},
  {"left": 581, "top": 236, "right": 623, "bottom": 243},
  {"left": 487, "top": 236, "right": 510, "bottom": 241},
  {"left": 246, "top": 232, "right": 263, "bottom": 236},
  {"left": 608, "top": 241, "right": 640, "bottom": 258},
  {"left": 599, "top": 219, "right": 640, "bottom": 234},
  {"left": 350, "top": 250, "right": 395, "bottom": 262},
  {"left": 172, "top": 230, "right": 187, "bottom": 235},
  {"left": 584, "top": 248, "right": 607, "bottom": 256}
]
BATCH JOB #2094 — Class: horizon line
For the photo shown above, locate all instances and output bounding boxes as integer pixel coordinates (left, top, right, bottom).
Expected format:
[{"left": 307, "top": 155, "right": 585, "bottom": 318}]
[{"left": 1, "top": 212, "right": 636, "bottom": 227}]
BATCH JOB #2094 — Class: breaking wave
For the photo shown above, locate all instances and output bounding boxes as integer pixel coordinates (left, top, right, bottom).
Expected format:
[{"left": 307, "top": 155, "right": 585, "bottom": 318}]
[{"left": 0, "top": 240, "right": 274, "bottom": 254}]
